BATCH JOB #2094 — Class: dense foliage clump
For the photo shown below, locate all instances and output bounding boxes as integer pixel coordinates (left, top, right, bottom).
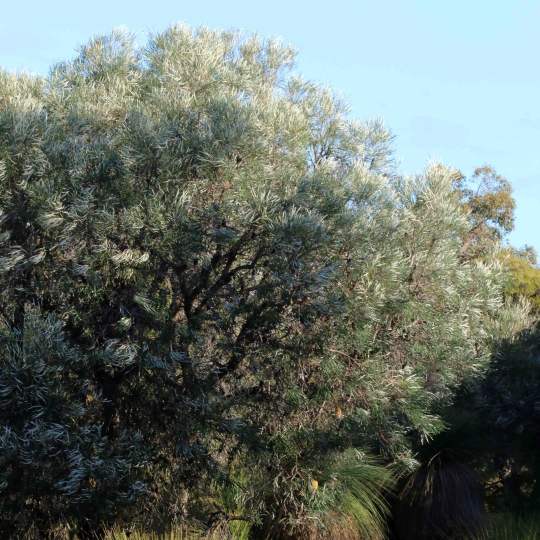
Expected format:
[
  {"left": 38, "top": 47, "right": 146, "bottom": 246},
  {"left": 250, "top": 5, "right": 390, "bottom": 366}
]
[{"left": 0, "top": 26, "right": 532, "bottom": 538}]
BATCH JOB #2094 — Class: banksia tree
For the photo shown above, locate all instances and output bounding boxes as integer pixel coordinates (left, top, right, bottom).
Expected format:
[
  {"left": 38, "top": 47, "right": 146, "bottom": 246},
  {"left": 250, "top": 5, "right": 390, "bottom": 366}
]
[{"left": 0, "top": 25, "right": 528, "bottom": 538}]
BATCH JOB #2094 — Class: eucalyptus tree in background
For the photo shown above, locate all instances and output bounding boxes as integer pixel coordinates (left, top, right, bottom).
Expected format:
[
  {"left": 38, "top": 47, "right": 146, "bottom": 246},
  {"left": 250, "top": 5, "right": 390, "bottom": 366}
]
[
  {"left": 455, "top": 165, "right": 515, "bottom": 260},
  {"left": 0, "top": 26, "right": 528, "bottom": 538}
]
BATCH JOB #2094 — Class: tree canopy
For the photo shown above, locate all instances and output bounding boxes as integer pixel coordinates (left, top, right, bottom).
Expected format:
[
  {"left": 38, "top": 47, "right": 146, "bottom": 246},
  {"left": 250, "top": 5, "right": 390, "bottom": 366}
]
[{"left": 0, "top": 26, "right": 533, "bottom": 539}]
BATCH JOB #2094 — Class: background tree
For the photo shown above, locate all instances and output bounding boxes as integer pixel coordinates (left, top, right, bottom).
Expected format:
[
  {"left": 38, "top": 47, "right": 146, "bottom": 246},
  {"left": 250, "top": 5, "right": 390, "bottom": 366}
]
[
  {"left": 455, "top": 165, "right": 515, "bottom": 260},
  {"left": 500, "top": 246, "right": 540, "bottom": 314}
]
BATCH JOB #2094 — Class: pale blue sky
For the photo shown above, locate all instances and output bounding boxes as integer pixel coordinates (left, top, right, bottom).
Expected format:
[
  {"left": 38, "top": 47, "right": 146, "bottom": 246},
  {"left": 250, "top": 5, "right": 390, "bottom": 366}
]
[{"left": 2, "top": 0, "right": 538, "bottom": 253}]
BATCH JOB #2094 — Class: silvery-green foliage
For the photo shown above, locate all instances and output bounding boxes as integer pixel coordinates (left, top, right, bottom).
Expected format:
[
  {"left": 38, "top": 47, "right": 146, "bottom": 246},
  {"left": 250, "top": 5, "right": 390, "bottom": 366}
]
[
  {"left": 322, "top": 164, "right": 528, "bottom": 456},
  {"left": 0, "top": 25, "right": 528, "bottom": 536},
  {"left": 0, "top": 311, "right": 146, "bottom": 535}
]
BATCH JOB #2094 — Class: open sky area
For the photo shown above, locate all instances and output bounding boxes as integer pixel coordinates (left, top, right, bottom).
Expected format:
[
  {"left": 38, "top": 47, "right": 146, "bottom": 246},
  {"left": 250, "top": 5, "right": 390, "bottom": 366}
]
[{"left": 2, "top": 0, "right": 538, "bottom": 254}]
